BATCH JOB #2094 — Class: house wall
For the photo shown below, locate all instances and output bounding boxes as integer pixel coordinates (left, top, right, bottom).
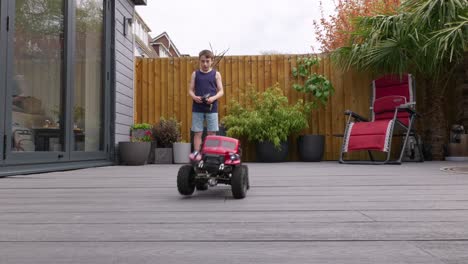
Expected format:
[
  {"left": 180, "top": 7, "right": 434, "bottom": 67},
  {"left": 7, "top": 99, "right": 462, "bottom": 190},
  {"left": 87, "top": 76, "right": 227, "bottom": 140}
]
[
  {"left": 114, "top": 0, "right": 135, "bottom": 145},
  {"left": 133, "top": 17, "right": 150, "bottom": 48},
  {"left": 159, "top": 46, "right": 170, "bottom": 57},
  {"left": 160, "top": 37, "right": 170, "bottom": 48},
  {"left": 169, "top": 46, "right": 178, "bottom": 57}
]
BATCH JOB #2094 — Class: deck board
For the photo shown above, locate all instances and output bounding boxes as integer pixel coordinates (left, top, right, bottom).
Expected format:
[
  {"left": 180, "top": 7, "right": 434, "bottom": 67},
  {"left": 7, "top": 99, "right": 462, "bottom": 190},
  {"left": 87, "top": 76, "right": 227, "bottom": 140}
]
[{"left": 0, "top": 162, "right": 466, "bottom": 263}]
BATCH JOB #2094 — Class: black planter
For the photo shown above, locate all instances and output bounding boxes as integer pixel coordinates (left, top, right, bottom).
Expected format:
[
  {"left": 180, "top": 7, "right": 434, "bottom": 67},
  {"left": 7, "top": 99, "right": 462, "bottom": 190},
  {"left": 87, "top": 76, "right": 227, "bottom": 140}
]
[
  {"left": 154, "top": 148, "right": 173, "bottom": 164},
  {"left": 298, "top": 135, "right": 325, "bottom": 162},
  {"left": 119, "top": 142, "right": 151, "bottom": 165},
  {"left": 256, "top": 141, "right": 288, "bottom": 162}
]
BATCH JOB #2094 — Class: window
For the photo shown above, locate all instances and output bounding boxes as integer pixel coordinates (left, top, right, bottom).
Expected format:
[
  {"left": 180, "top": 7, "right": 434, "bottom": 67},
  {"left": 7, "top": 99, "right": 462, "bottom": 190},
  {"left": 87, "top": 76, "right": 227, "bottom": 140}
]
[
  {"left": 74, "top": 0, "right": 104, "bottom": 151},
  {"left": 12, "top": 0, "right": 65, "bottom": 152}
]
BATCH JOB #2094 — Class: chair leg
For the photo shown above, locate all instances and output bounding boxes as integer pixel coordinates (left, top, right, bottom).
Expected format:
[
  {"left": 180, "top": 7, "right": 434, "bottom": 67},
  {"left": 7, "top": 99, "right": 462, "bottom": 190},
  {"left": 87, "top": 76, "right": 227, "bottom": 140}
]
[
  {"left": 396, "top": 117, "right": 416, "bottom": 163},
  {"left": 339, "top": 116, "right": 353, "bottom": 164},
  {"left": 339, "top": 147, "right": 345, "bottom": 163}
]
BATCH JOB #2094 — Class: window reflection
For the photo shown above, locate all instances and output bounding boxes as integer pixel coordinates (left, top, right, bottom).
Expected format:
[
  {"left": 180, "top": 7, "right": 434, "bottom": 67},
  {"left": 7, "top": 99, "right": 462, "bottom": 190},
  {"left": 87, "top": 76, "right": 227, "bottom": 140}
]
[
  {"left": 12, "top": 0, "right": 64, "bottom": 152},
  {"left": 74, "top": 0, "right": 104, "bottom": 151}
]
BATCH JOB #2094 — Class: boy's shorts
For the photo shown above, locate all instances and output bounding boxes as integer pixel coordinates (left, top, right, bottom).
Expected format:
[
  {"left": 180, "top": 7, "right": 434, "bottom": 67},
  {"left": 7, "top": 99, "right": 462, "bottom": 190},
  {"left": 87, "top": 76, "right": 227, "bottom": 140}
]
[{"left": 191, "top": 112, "right": 219, "bottom": 132}]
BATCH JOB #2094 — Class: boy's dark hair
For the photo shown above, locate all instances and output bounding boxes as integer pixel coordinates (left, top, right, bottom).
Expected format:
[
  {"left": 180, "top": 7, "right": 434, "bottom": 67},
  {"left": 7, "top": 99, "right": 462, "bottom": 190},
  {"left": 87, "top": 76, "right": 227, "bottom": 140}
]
[{"left": 199, "top": 50, "right": 214, "bottom": 59}]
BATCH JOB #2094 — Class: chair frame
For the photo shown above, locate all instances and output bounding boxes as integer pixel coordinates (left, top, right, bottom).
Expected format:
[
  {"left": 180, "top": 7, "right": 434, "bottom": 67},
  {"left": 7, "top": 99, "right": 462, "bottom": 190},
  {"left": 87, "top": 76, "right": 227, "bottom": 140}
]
[{"left": 339, "top": 74, "right": 424, "bottom": 165}]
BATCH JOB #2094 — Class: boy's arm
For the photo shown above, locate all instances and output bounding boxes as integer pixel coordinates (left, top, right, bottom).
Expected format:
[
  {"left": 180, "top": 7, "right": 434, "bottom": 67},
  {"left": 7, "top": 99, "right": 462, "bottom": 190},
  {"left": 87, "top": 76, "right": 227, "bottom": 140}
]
[
  {"left": 207, "top": 72, "right": 224, "bottom": 104},
  {"left": 188, "top": 72, "right": 202, "bottom": 103}
]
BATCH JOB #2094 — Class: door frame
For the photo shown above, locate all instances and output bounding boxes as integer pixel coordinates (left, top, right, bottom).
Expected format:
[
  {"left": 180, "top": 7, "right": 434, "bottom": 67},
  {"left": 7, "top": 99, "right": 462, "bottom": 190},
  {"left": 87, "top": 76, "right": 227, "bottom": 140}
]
[
  {"left": 4, "top": 0, "right": 68, "bottom": 165},
  {"left": 0, "top": 0, "right": 7, "bottom": 165},
  {"left": 69, "top": 0, "right": 111, "bottom": 161}
]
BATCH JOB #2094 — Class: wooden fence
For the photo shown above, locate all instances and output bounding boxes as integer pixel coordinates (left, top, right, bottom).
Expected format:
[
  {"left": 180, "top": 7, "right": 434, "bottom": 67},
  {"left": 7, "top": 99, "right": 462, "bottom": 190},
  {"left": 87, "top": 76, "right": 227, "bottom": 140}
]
[{"left": 135, "top": 55, "right": 378, "bottom": 161}]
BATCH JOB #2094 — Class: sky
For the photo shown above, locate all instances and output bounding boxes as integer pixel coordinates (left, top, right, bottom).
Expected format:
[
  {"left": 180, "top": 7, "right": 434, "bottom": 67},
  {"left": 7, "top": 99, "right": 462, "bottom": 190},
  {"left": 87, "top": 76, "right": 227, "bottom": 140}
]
[{"left": 135, "top": 0, "right": 336, "bottom": 56}]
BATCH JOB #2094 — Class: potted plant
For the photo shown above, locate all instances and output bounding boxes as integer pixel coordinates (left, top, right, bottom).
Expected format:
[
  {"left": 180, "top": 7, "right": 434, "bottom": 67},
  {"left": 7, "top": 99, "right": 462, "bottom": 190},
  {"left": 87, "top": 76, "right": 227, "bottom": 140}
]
[
  {"left": 222, "top": 84, "right": 309, "bottom": 162},
  {"left": 292, "top": 55, "right": 334, "bottom": 161},
  {"left": 173, "top": 139, "right": 191, "bottom": 164},
  {"left": 119, "top": 123, "right": 153, "bottom": 165},
  {"left": 152, "top": 117, "right": 181, "bottom": 164}
]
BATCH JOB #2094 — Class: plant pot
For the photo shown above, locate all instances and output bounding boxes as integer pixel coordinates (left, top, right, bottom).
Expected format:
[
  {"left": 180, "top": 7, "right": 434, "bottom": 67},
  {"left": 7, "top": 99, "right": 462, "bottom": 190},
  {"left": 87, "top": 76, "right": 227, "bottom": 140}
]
[
  {"left": 118, "top": 141, "right": 151, "bottom": 165},
  {"left": 173, "top": 142, "right": 191, "bottom": 164},
  {"left": 154, "top": 148, "right": 173, "bottom": 164},
  {"left": 147, "top": 141, "right": 158, "bottom": 164},
  {"left": 298, "top": 135, "right": 325, "bottom": 162},
  {"left": 256, "top": 141, "right": 288, "bottom": 162}
]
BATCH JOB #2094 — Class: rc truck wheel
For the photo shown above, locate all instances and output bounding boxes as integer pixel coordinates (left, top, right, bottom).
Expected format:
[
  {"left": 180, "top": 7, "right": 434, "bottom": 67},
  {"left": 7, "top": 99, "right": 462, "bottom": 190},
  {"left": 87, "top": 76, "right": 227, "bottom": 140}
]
[
  {"left": 177, "top": 165, "right": 195, "bottom": 196},
  {"left": 231, "top": 165, "right": 247, "bottom": 199},
  {"left": 241, "top": 165, "right": 250, "bottom": 190}
]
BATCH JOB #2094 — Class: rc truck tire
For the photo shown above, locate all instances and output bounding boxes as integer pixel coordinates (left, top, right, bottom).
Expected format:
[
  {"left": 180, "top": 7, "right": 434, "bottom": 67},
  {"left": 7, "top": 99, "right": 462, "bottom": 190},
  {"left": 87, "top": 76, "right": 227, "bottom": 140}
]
[
  {"left": 242, "top": 165, "right": 250, "bottom": 190},
  {"left": 231, "top": 165, "right": 247, "bottom": 199},
  {"left": 177, "top": 165, "right": 195, "bottom": 196}
]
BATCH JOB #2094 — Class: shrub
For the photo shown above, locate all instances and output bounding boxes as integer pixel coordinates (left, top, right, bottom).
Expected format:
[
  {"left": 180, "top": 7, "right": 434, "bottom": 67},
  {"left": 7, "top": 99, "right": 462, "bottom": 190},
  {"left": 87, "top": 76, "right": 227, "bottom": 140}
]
[
  {"left": 222, "top": 84, "right": 309, "bottom": 149},
  {"left": 152, "top": 117, "right": 181, "bottom": 148}
]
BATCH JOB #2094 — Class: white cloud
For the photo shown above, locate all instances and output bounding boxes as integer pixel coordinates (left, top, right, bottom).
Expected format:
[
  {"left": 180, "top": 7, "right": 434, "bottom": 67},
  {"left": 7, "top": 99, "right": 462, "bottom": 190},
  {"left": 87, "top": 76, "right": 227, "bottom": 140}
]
[{"left": 136, "top": 0, "right": 335, "bottom": 56}]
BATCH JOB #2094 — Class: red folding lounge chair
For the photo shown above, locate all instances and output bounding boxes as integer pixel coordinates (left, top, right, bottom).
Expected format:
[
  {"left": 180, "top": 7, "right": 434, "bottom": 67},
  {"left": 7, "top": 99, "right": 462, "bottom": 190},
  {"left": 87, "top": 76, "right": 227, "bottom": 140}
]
[{"left": 339, "top": 74, "right": 424, "bottom": 164}]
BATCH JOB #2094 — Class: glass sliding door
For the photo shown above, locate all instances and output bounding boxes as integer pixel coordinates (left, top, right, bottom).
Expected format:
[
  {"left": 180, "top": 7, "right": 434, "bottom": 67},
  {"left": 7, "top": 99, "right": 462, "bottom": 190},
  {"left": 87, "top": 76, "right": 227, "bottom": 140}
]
[
  {"left": 73, "top": 0, "right": 105, "bottom": 154},
  {"left": 2, "top": 0, "right": 110, "bottom": 165},
  {"left": 4, "top": 0, "right": 67, "bottom": 164}
]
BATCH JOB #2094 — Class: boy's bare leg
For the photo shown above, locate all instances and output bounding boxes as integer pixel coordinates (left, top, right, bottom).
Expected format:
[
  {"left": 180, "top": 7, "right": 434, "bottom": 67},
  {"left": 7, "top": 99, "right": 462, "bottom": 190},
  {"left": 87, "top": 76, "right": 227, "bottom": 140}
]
[{"left": 193, "top": 132, "right": 203, "bottom": 152}]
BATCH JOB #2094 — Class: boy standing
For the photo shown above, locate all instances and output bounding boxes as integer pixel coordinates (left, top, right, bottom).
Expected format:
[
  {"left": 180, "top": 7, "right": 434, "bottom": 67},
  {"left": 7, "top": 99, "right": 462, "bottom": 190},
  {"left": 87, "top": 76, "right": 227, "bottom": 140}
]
[{"left": 189, "top": 50, "right": 224, "bottom": 156}]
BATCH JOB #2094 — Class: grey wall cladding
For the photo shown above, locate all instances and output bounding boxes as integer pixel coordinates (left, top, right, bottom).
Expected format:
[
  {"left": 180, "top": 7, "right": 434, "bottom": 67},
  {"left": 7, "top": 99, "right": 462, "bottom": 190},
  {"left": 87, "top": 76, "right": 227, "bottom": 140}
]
[{"left": 114, "top": 0, "right": 135, "bottom": 144}]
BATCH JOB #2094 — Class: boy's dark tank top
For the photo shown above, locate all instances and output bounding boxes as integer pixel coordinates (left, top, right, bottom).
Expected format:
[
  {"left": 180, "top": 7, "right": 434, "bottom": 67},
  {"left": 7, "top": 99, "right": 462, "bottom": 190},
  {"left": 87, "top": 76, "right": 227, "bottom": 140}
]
[{"left": 192, "top": 69, "right": 218, "bottom": 113}]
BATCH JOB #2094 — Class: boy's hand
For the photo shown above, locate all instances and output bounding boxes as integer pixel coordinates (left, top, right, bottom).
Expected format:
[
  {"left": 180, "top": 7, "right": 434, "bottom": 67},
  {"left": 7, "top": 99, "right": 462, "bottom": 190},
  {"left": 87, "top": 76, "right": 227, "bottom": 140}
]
[
  {"left": 192, "top": 96, "right": 202, "bottom": 103},
  {"left": 206, "top": 97, "right": 216, "bottom": 104}
]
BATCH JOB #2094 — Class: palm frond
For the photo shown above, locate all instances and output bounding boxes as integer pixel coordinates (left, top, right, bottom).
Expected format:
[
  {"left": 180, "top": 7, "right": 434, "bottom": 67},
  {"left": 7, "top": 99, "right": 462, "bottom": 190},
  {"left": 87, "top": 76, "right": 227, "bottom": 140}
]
[
  {"left": 403, "top": 0, "right": 467, "bottom": 28},
  {"left": 429, "top": 16, "right": 468, "bottom": 63}
]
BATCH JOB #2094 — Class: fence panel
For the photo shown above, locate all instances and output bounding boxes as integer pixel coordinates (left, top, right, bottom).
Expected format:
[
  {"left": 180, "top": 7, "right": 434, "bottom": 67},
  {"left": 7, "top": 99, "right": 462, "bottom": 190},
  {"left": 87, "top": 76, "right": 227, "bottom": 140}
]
[{"left": 135, "top": 55, "right": 375, "bottom": 161}]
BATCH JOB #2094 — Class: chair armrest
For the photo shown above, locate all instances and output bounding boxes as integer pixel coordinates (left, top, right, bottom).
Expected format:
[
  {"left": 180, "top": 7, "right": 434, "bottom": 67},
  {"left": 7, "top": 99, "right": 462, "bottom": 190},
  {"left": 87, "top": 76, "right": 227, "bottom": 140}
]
[
  {"left": 397, "top": 104, "right": 420, "bottom": 117},
  {"left": 344, "top": 110, "right": 368, "bottom": 122}
]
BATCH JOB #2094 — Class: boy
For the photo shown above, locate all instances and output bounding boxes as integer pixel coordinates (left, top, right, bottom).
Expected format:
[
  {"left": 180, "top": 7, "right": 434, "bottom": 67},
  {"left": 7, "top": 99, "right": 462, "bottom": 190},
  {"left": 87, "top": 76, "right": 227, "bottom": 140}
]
[{"left": 189, "top": 50, "right": 224, "bottom": 158}]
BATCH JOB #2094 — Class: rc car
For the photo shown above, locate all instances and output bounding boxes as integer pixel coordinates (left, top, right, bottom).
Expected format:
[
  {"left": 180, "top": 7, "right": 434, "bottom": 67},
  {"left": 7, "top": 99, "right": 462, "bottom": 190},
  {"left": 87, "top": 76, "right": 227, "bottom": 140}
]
[{"left": 177, "top": 135, "right": 249, "bottom": 199}]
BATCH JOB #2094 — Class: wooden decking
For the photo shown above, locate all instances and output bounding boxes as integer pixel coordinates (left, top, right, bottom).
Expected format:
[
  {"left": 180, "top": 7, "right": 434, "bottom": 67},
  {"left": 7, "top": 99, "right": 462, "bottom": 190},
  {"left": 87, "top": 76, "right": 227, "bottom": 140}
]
[{"left": 0, "top": 162, "right": 467, "bottom": 263}]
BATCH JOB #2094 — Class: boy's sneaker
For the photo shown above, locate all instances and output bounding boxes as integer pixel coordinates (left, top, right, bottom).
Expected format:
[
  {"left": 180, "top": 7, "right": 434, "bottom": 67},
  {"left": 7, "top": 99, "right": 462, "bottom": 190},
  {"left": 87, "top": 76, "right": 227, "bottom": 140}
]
[{"left": 189, "top": 151, "right": 202, "bottom": 161}]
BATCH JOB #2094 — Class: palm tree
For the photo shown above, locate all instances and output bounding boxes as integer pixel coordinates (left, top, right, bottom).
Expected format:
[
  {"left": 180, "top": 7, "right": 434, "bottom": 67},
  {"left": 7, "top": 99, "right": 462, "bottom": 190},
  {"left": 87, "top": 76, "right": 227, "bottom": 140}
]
[{"left": 332, "top": 0, "right": 468, "bottom": 160}]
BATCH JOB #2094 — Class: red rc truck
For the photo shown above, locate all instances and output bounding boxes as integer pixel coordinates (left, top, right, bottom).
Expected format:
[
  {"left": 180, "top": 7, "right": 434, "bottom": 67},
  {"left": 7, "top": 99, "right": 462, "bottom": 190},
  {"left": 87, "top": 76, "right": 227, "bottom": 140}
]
[{"left": 177, "top": 135, "right": 249, "bottom": 199}]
